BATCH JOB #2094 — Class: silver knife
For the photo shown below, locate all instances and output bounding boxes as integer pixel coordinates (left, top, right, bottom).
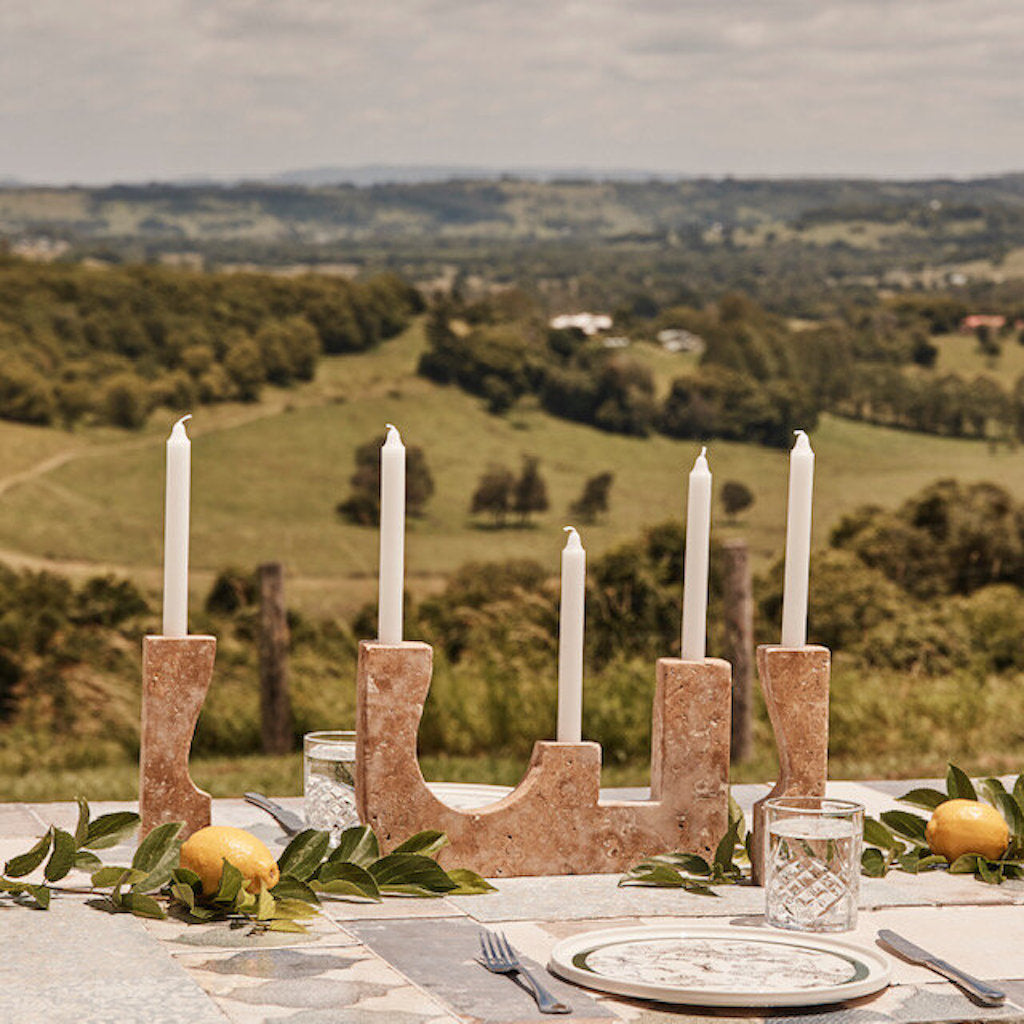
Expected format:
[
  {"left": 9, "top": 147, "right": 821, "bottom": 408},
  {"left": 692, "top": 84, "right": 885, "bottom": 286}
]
[
  {"left": 877, "top": 929, "right": 1006, "bottom": 1006},
  {"left": 244, "top": 792, "right": 306, "bottom": 836}
]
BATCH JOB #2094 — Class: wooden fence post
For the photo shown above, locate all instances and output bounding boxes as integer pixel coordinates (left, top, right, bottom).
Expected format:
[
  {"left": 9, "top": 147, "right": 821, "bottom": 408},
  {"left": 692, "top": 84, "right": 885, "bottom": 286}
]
[
  {"left": 259, "top": 562, "right": 292, "bottom": 755},
  {"left": 722, "top": 540, "right": 754, "bottom": 763}
]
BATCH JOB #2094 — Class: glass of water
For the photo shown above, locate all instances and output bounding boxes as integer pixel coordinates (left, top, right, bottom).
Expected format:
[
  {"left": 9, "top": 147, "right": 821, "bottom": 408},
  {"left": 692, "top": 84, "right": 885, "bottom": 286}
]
[
  {"left": 303, "top": 730, "right": 359, "bottom": 843},
  {"left": 765, "top": 796, "right": 863, "bottom": 933}
]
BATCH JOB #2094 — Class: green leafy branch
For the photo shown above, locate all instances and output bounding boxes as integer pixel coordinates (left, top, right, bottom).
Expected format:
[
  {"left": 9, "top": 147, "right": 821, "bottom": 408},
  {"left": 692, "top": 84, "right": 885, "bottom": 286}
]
[
  {"left": 862, "top": 763, "right": 1024, "bottom": 885},
  {"left": 1, "top": 799, "right": 495, "bottom": 933},
  {"left": 620, "top": 797, "right": 752, "bottom": 894},
  {"left": 0, "top": 796, "right": 138, "bottom": 909}
]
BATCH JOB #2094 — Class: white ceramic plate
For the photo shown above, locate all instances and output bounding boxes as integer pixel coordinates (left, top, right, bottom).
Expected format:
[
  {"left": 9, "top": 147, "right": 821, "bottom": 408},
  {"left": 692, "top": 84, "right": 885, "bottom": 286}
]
[
  {"left": 426, "top": 782, "right": 513, "bottom": 809},
  {"left": 548, "top": 925, "right": 891, "bottom": 1008}
]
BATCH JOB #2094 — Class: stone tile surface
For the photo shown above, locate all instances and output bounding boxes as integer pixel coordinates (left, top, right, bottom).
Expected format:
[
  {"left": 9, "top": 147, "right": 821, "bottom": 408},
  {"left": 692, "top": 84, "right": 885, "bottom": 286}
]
[
  {"left": 347, "top": 917, "right": 615, "bottom": 1022},
  {"left": 178, "top": 943, "right": 459, "bottom": 1023},
  {"left": 0, "top": 893, "right": 227, "bottom": 1024},
  {"left": 320, "top": 893, "right": 469, "bottom": 922},
  {"left": 0, "top": 803, "right": 44, "bottom": 837},
  {"left": 451, "top": 873, "right": 766, "bottom": 923}
]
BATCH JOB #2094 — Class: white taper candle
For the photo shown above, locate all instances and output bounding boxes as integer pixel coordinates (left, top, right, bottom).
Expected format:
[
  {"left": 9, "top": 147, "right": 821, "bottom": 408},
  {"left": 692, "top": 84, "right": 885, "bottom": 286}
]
[
  {"left": 557, "top": 526, "right": 586, "bottom": 743},
  {"left": 781, "top": 430, "right": 815, "bottom": 647},
  {"left": 681, "top": 446, "right": 712, "bottom": 661},
  {"left": 162, "top": 414, "right": 192, "bottom": 637},
  {"left": 377, "top": 423, "right": 406, "bottom": 644}
]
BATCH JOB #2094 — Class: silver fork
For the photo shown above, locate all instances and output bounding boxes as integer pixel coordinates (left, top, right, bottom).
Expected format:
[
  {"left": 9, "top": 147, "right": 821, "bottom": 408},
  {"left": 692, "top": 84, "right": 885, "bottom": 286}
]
[{"left": 477, "top": 929, "right": 572, "bottom": 1014}]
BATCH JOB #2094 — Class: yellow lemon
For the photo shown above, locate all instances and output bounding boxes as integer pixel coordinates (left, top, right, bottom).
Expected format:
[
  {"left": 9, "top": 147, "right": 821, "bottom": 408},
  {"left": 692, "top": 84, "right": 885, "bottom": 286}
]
[
  {"left": 179, "top": 826, "right": 280, "bottom": 895},
  {"left": 925, "top": 799, "right": 1009, "bottom": 862}
]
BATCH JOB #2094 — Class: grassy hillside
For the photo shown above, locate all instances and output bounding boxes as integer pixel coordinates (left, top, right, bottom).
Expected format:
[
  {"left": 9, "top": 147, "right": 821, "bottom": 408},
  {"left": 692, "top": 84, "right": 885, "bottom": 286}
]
[{"left": 0, "top": 317, "right": 1021, "bottom": 621}]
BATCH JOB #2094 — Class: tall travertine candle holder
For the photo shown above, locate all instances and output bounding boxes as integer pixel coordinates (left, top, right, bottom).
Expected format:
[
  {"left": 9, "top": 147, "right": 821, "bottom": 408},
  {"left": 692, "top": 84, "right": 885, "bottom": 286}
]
[
  {"left": 356, "top": 640, "right": 733, "bottom": 876},
  {"left": 139, "top": 635, "right": 217, "bottom": 840},
  {"left": 749, "top": 643, "right": 831, "bottom": 884}
]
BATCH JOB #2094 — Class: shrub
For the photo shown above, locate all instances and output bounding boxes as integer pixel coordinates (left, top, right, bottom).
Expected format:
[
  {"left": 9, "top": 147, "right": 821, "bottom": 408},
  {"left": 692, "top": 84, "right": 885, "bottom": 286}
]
[{"left": 102, "top": 372, "right": 151, "bottom": 429}]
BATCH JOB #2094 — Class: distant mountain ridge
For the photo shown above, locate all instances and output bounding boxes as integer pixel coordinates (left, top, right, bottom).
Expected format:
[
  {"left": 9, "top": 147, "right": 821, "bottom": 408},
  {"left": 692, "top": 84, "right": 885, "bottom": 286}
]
[{"left": 261, "top": 164, "right": 689, "bottom": 187}]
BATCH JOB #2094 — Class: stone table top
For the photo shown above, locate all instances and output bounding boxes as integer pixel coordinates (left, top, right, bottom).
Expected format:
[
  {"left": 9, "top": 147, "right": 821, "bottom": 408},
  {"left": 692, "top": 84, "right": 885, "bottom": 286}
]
[{"left": 2, "top": 780, "right": 1023, "bottom": 1024}]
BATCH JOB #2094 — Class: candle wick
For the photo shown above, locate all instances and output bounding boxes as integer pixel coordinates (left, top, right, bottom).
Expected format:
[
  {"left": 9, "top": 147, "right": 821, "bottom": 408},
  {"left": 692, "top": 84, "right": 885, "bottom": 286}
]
[{"left": 169, "top": 413, "right": 193, "bottom": 441}]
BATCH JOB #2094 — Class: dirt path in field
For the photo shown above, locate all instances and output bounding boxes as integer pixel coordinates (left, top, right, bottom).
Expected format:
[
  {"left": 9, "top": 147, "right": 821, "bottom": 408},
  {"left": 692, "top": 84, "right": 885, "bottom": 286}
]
[{"left": 0, "top": 399, "right": 297, "bottom": 501}]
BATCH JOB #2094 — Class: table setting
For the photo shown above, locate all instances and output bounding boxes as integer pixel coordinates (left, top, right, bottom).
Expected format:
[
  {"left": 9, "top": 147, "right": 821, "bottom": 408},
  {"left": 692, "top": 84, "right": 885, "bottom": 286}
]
[{"left": 3, "top": 418, "right": 1024, "bottom": 1022}]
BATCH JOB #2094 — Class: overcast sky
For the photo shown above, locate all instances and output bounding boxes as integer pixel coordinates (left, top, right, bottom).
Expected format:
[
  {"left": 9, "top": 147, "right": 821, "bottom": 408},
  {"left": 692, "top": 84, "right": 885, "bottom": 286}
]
[{"left": 3, "top": 0, "right": 1023, "bottom": 184}]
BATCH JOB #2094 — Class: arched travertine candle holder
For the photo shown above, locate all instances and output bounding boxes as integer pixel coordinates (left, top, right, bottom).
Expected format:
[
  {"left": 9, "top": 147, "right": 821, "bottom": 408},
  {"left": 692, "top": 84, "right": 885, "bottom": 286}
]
[
  {"left": 355, "top": 640, "right": 733, "bottom": 876},
  {"left": 749, "top": 643, "right": 831, "bottom": 884},
  {"left": 139, "top": 635, "right": 217, "bottom": 839}
]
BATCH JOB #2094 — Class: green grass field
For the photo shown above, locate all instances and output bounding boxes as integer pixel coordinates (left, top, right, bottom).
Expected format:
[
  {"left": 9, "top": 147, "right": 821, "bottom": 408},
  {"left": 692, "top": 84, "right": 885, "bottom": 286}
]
[
  {"left": 931, "top": 330, "right": 1024, "bottom": 381},
  {"left": 0, "top": 317, "right": 1022, "bottom": 621}
]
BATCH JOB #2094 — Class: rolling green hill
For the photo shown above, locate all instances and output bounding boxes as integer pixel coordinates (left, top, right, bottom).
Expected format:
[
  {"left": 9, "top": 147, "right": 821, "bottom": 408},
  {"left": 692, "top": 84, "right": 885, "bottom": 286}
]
[{"left": 0, "top": 316, "right": 1020, "bottom": 622}]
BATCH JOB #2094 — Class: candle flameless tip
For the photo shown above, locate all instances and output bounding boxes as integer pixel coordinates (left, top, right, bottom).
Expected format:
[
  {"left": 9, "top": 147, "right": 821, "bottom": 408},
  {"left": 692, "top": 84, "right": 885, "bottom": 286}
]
[
  {"left": 792, "top": 429, "right": 812, "bottom": 452},
  {"left": 169, "top": 414, "right": 192, "bottom": 442},
  {"left": 383, "top": 423, "right": 403, "bottom": 447},
  {"left": 563, "top": 525, "right": 583, "bottom": 549}
]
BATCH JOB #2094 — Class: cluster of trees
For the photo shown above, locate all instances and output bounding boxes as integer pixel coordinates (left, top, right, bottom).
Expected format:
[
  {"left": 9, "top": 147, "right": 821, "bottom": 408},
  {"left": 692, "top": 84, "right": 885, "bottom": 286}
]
[
  {"left": 420, "top": 292, "right": 820, "bottom": 448},
  {"left": 469, "top": 457, "right": 549, "bottom": 527},
  {"left": 835, "top": 365, "right": 1017, "bottom": 441},
  {"left": 336, "top": 434, "right": 435, "bottom": 526},
  {"left": 421, "top": 283, "right": 1024, "bottom": 448},
  {"left": 334, "top": 433, "right": 614, "bottom": 531},
  {"left": 0, "top": 258, "right": 421, "bottom": 428}
]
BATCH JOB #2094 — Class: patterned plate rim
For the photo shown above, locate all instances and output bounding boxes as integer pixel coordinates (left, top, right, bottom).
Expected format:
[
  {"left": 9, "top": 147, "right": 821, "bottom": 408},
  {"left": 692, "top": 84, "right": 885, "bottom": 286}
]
[{"left": 547, "top": 925, "right": 891, "bottom": 1008}]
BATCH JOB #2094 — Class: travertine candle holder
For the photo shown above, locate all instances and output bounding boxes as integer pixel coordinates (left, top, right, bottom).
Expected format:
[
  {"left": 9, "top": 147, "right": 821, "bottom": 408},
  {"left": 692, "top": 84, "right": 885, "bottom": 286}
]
[
  {"left": 356, "top": 641, "right": 732, "bottom": 876},
  {"left": 749, "top": 643, "right": 831, "bottom": 884},
  {"left": 139, "top": 635, "right": 217, "bottom": 840}
]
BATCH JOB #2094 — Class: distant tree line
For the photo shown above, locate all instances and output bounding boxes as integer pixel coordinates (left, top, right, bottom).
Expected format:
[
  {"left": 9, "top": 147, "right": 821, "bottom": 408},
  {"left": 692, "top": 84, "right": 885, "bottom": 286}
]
[
  {"left": 419, "top": 290, "right": 819, "bottom": 449},
  {"left": 419, "top": 285, "right": 1024, "bottom": 448},
  {"left": 0, "top": 258, "right": 421, "bottom": 428}
]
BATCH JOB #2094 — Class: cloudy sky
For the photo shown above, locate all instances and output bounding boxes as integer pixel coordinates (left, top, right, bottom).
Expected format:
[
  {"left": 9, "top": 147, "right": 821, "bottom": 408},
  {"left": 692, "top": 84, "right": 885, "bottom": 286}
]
[{"left": 3, "top": 0, "right": 1023, "bottom": 184}]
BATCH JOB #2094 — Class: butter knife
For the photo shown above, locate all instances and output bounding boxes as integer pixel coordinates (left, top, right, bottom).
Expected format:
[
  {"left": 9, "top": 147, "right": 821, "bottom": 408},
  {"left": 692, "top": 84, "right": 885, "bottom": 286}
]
[
  {"left": 877, "top": 929, "right": 1006, "bottom": 1006},
  {"left": 244, "top": 792, "right": 306, "bottom": 836}
]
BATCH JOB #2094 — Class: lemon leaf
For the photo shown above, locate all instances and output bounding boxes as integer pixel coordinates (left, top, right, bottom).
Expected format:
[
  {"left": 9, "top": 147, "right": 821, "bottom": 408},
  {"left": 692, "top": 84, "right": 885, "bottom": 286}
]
[
  {"left": 329, "top": 826, "right": 379, "bottom": 868},
  {"left": 5, "top": 830, "right": 53, "bottom": 878},
  {"left": 256, "top": 886, "right": 275, "bottom": 921},
  {"left": 949, "top": 853, "right": 981, "bottom": 874},
  {"left": 644, "top": 852, "right": 713, "bottom": 876},
  {"left": 992, "top": 791, "right": 1024, "bottom": 840},
  {"left": 270, "top": 874, "right": 320, "bottom": 904},
  {"left": 727, "top": 795, "right": 745, "bottom": 835},
  {"left": 73, "top": 850, "right": 102, "bottom": 871},
  {"left": 214, "top": 860, "right": 244, "bottom": 904},
  {"left": 120, "top": 892, "right": 166, "bottom": 919},
  {"left": 864, "top": 817, "right": 899, "bottom": 850},
  {"left": 171, "top": 867, "right": 203, "bottom": 892},
  {"left": 898, "top": 787, "right": 948, "bottom": 811},
  {"left": 84, "top": 812, "right": 140, "bottom": 850},
  {"left": 392, "top": 831, "right": 449, "bottom": 858},
  {"left": 277, "top": 829, "right": 330, "bottom": 882},
  {"left": 44, "top": 828, "right": 76, "bottom": 882},
  {"left": 860, "top": 848, "right": 888, "bottom": 877},
  {"left": 74, "top": 796, "right": 90, "bottom": 846},
  {"left": 976, "top": 859, "right": 1003, "bottom": 885},
  {"left": 266, "top": 919, "right": 308, "bottom": 933},
  {"left": 445, "top": 868, "right": 497, "bottom": 895},
  {"left": 368, "top": 853, "right": 458, "bottom": 893},
  {"left": 946, "top": 764, "right": 977, "bottom": 801},
  {"left": 170, "top": 882, "right": 195, "bottom": 911},
  {"left": 270, "top": 898, "right": 319, "bottom": 919},
  {"left": 880, "top": 810, "right": 928, "bottom": 844},
  {"left": 317, "top": 861, "right": 380, "bottom": 900},
  {"left": 131, "top": 822, "right": 183, "bottom": 892}
]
